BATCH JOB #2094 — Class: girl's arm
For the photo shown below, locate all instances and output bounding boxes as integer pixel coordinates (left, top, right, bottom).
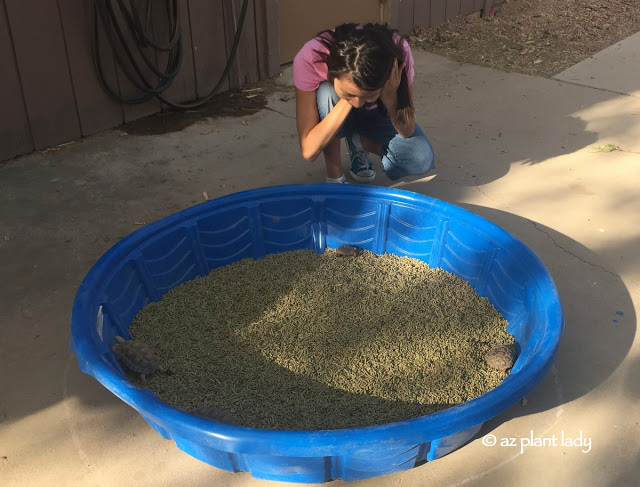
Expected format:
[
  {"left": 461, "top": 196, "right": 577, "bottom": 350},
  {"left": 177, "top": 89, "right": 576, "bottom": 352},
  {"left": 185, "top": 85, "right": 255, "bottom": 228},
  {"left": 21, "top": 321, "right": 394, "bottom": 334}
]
[
  {"left": 383, "top": 84, "right": 415, "bottom": 138},
  {"left": 380, "top": 59, "right": 416, "bottom": 138},
  {"left": 295, "top": 88, "right": 352, "bottom": 162}
]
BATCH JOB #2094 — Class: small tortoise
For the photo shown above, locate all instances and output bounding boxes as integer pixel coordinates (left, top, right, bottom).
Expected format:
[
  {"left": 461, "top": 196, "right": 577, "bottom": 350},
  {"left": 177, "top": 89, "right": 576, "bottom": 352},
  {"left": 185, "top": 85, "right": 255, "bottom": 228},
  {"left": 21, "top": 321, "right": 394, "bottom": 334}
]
[
  {"left": 336, "top": 245, "right": 363, "bottom": 257},
  {"left": 111, "top": 335, "right": 171, "bottom": 380},
  {"left": 191, "top": 406, "right": 239, "bottom": 425},
  {"left": 486, "top": 343, "right": 517, "bottom": 377}
]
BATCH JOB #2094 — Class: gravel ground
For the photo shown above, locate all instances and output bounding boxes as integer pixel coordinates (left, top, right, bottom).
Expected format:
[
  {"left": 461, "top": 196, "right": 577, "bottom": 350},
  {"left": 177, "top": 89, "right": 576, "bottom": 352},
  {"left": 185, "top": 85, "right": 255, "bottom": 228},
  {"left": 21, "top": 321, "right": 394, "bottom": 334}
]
[{"left": 408, "top": 0, "right": 640, "bottom": 78}]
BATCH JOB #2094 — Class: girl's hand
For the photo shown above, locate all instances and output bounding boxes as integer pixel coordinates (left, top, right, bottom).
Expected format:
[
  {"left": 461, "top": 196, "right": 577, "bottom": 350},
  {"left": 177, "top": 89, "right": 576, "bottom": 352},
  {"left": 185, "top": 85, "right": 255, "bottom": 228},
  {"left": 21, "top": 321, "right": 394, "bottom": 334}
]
[{"left": 380, "top": 58, "right": 405, "bottom": 108}]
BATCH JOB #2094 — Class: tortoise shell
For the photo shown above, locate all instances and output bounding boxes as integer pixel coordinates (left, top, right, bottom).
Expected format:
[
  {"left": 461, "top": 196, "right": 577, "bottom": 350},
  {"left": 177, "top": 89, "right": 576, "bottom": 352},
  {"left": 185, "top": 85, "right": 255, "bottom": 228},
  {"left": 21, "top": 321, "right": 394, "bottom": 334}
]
[
  {"left": 336, "top": 245, "right": 363, "bottom": 257},
  {"left": 111, "top": 335, "right": 167, "bottom": 380},
  {"left": 486, "top": 343, "right": 517, "bottom": 373},
  {"left": 191, "top": 406, "right": 239, "bottom": 425}
]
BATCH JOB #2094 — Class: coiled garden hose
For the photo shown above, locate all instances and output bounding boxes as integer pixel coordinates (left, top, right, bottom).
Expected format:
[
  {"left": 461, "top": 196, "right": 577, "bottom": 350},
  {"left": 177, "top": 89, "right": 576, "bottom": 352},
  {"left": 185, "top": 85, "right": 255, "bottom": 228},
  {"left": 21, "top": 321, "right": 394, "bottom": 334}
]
[{"left": 91, "top": 0, "right": 249, "bottom": 110}]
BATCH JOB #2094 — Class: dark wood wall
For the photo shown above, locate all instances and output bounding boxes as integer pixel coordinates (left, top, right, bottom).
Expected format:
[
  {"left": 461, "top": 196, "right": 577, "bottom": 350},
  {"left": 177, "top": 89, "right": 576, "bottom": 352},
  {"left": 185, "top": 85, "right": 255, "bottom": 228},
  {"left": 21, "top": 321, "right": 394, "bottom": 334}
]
[
  {"left": 390, "top": 0, "right": 505, "bottom": 35},
  {"left": 0, "top": 0, "right": 279, "bottom": 163}
]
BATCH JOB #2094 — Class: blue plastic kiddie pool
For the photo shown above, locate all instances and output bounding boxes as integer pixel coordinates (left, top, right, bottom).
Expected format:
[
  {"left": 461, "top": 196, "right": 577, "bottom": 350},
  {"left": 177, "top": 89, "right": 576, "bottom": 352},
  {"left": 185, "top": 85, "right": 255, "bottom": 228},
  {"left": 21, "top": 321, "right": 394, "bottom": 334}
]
[{"left": 70, "top": 184, "right": 563, "bottom": 483}]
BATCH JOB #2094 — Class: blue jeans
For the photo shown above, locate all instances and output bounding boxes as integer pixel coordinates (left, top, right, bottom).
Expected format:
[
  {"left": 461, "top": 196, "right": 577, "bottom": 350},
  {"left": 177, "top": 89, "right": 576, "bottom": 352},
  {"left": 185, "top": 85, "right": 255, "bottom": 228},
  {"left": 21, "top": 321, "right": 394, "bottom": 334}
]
[{"left": 316, "top": 81, "right": 435, "bottom": 181}]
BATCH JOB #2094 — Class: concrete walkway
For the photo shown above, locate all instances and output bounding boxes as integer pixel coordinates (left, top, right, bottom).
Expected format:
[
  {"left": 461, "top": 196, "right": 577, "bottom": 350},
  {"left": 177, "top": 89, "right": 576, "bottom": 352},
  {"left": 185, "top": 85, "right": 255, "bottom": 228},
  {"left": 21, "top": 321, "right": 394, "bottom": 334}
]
[{"left": 1, "top": 31, "right": 639, "bottom": 487}]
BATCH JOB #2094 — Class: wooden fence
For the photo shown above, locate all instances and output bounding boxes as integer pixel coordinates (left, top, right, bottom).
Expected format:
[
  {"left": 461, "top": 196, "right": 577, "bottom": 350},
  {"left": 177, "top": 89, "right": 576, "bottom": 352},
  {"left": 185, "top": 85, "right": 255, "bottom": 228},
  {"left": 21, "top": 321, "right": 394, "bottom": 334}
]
[
  {"left": 1, "top": 0, "right": 502, "bottom": 163},
  {"left": 389, "top": 0, "right": 504, "bottom": 35},
  {"left": 0, "top": 0, "right": 278, "bottom": 163}
]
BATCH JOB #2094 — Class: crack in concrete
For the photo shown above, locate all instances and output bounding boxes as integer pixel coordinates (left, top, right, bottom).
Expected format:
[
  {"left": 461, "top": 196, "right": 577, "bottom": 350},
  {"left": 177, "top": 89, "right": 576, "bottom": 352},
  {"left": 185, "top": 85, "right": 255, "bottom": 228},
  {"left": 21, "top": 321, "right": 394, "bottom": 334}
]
[
  {"left": 527, "top": 219, "right": 619, "bottom": 278},
  {"left": 449, "top": 161, "right": 511, "bottom": 210},
  {"left": 470, "top": 179, "right": 515, "bottom": 214},
  {"left": 264, "top": 106, "right": 296, "bottom": 119},
  {"left": 552, "top": 78, "right": 639, "bottom": 99},
  {"left": 473, "top": 184, "right": 502, "bottom": 206}
]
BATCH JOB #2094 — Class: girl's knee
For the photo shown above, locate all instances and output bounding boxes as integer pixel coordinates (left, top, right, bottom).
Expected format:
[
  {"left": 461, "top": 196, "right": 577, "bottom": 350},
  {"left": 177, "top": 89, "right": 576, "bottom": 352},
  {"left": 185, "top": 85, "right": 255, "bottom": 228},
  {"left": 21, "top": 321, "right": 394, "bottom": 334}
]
[
  {"left": 397, "top": 134, "right": 435, "bottom": 174},
  {"left": 414, "top": 136, "right": 435, "bottom": 173},
  {"left": 316, "top": 81, "right": 339, "bottom": 119},
  {"left": 383, "top": 133, "right": 435, "bottom": 180}
]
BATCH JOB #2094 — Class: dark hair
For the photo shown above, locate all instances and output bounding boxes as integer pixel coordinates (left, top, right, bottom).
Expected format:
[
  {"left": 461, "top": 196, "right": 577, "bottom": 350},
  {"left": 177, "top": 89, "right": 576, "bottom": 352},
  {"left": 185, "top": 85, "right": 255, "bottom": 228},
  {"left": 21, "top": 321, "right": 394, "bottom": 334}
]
[{"left": 314, "top": 23, "right": 413, "bottom": 122}]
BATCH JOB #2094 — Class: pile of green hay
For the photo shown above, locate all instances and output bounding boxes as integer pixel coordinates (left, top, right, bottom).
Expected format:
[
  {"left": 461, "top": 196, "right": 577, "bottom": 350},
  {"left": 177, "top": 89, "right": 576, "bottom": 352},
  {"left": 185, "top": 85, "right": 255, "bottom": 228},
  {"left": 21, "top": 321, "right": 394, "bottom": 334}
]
[{"left": 129, "top": 249, "right": 514, "bottom": 430}]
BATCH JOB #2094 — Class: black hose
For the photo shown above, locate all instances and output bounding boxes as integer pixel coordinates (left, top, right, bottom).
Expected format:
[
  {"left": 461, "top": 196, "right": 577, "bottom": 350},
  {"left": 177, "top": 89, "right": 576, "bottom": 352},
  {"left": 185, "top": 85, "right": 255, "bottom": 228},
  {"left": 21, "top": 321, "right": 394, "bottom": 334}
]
[
  {"left": 91, "top": 0, "right": 249, "bottom": 110},
  {"left": 110, "top": 0, "right": 181, "bottom": 80},
  {"left": 92, "top": 0, "right": 154, "bottom": 104},
  {"left": 125, "top": 0, "right": 181, "bottom": 51},
  {"left": 103, "top": 0, "right": 176, "bottom": 93}
]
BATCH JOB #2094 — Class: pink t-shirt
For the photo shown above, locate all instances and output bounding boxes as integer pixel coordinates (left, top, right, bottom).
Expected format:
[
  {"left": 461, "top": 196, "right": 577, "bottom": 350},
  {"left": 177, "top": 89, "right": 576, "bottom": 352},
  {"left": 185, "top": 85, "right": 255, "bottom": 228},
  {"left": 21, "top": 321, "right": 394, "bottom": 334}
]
[{"left": 293, "top": 32, "right": 415, "bottom": 92}]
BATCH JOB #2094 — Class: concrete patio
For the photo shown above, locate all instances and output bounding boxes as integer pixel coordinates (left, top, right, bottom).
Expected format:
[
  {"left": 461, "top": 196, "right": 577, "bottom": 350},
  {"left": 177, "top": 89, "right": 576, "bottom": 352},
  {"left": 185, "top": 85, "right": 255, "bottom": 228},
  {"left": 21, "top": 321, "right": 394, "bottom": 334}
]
[{"left": 1, "top": 32, "right": 639, "bottom": 487}]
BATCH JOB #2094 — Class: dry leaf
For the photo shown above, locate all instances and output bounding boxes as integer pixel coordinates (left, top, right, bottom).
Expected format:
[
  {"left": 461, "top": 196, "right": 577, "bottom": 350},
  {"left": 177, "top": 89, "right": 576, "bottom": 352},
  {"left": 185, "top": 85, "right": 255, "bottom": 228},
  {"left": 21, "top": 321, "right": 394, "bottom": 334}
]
[
  {"left": 133, "top": 221, "right": 146, "bottom": 226},
  {"left": 200, "top": 129, "right": 213, "bottom": 135}
]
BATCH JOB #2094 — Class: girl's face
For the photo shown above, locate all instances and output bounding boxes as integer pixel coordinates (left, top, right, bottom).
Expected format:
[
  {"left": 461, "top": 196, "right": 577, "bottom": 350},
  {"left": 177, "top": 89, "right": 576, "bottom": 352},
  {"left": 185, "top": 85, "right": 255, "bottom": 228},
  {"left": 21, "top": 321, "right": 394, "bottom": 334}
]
[{"left": 333, "top": 74, "right": 381, "bottom": 108}]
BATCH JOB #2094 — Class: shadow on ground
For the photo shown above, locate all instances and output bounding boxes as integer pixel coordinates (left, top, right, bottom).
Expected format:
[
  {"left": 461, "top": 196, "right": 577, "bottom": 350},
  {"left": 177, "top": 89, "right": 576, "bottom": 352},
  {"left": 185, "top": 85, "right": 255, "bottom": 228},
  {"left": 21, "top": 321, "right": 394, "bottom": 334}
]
[{"left": 442, "top": 203, "right": 636, "bottom": 425}]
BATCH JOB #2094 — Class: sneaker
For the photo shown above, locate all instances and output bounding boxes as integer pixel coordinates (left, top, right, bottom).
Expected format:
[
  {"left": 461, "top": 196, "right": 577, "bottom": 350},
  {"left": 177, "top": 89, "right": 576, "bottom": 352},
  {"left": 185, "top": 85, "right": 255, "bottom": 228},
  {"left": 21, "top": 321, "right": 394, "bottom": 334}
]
[
  {"left": 326, "top": 175, "right": 349, "bottom": 184},
  {"left": 346, "top": 134, "right": 375, "bottom": 183}
]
